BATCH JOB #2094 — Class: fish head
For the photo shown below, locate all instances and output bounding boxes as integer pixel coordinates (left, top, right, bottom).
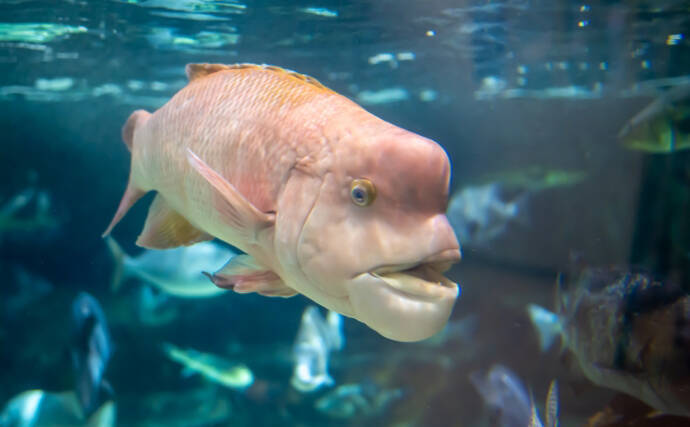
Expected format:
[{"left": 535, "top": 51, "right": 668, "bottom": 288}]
[{"left": 294, "top": 124, "right": 461, "bottom": 342}]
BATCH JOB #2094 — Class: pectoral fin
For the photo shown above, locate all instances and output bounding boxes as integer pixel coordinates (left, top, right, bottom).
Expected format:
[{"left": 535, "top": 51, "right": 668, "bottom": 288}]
[
  {"left": 136, "top": 194, "right": 213, "bottom": 249},
  {"left": 204, "top": 254, "right": 296, "bottom": 297},
  {"left": 186, "top": 149, "right": 275, "bottom": 243}
]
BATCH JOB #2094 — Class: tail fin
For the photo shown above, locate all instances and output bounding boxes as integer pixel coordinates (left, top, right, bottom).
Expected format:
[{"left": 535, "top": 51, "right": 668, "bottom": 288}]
[
  {"left": 528, "top": 392, "right": 544, "bottom": 427},
  {"left": 528, "top": 380, "right": 559, "bottom": 427},
  {"left": 86, "top": 400, "right": 116, "bottom": 427},
  {"left": 104, "top": 237, "right": 128, "bottom": 292},
  {"left": 527, "top": 304, "right": 562, "bottom": 352},
  {"left": 102, "top": 110, "right": 151, "bottom": 237},
  {"left": 545, "top": 380, "right": 559, "bottom": 427}
]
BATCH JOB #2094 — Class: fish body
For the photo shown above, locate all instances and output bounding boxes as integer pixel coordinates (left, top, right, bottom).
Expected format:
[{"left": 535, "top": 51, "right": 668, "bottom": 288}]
[
  {"left": 470, "top": 364, "right": 558, "bottom": 427},
  {"left": 163, "top": 343, "right": 253, "bottom": 390},
  {"left": 470, "top": 364, "right": 531, "bottom": 427},
  {"left": 618, "top": 86, "right": 690, "bottom": 153},
  {"left": 291, "top": 306, "right": 344, "bottom": 392},
  {"left": 447, "top": 183, "right": 525, "bottom": 246},
  {"left": 0, "top": 390, "right": 115, "bottom": 427},
  {"left": 528, "top": 268, "right": 690, "bottom": 416},
  {"left": 105, "top": 237, "right": 231, "bottom": 298},
  {"left": 104, "top": 63, "right": 461, "bottom": 342},
  {"left": 71, "top": 292, "right": 112, "bottom": 417}
]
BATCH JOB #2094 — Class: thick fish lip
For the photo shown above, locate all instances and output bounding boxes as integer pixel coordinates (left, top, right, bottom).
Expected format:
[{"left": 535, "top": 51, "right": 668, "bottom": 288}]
[
  {"left": 364, "top": 248, "right": 461, "bottom": 300},
  {"left": 369, "top": 248, "right": 461, "bottom": 275},
  {"left": 347, "top": 248, "right": 460, "bottom": 341},
  {"left": 370, "top": 266, "right": 458, "bottom": 301}
]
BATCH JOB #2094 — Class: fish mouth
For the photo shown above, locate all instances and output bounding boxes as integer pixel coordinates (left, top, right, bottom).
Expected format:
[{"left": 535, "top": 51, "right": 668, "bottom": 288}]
[
  {"left": 366, "top": 249, "right": 460, "bottom": 300},
  {"left": 347, "top": 248, "right": 461, "bottom": 341}
]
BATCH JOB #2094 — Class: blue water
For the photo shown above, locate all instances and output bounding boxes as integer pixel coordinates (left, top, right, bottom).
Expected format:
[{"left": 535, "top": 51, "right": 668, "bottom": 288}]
[{"left": 1, "top": 0, "right": 689, "bottom": 426}]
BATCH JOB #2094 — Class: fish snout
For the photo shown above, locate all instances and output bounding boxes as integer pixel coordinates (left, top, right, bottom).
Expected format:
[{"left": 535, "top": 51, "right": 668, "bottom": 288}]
[
  {"left": 420, "top": 248, "right": 462, "bottom": 273},
  {"left": 427, "top": 214, "right": 462, "bottom": 265}
]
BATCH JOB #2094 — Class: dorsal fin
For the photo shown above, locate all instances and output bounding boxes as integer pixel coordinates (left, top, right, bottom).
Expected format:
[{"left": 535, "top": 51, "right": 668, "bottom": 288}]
[
  {"left": 260, "top": 64, "right": 329, "bottom": 90},
  {"left": 185, "top": 63, "right": 233, "bottom": 81},
  {"left": 185, "top": 63, "right": 330, "bottom": 90}
]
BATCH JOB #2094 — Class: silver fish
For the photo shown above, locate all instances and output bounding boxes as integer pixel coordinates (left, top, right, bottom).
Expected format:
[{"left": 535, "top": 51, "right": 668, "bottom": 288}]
[
  {"left": 71, "top": 292, "right": 112, "bottom": 417},
  {"left": 447, "top": 183, "right": 525, "bottom": 246},
  {"left": 0, "top": 390, "right": 115, "bottom": 427},
  {"left": 291, "top": 306, "right": 344, "bottom": 392},
  {"left": 106, "top": 237, "right": 232, "bottom": 298},
  {"left": 470, "top": 364, "right": 531, "bottom": 427},
  {"left": 470, "top": 364, "right": 558, "bottom": 427}
]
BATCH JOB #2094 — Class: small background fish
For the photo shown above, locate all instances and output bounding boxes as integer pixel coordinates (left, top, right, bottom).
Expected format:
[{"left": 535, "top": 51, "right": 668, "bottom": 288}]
[
  {"left": 529, "top": 266, "right": 690, "bottom": 417},
  {"left": 71, "top": 292, "right": 113, "bottom": 417},
  {"left": 618, "top": 86, "right": 690, "bottom": 153},
  {"left": 105, "top": 237, "right": 233, "bottom": 298}
]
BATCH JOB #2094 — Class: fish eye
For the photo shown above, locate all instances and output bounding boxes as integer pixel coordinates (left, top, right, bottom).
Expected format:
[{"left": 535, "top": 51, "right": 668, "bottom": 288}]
[{"left": 350, "top": 178, "right": 376, "bottom": 207}]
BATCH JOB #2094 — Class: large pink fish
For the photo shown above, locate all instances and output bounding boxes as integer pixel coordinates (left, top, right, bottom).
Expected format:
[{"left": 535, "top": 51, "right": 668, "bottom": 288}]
[{"left": 104, "top": 63, "right": 461, "bottom": 342}]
